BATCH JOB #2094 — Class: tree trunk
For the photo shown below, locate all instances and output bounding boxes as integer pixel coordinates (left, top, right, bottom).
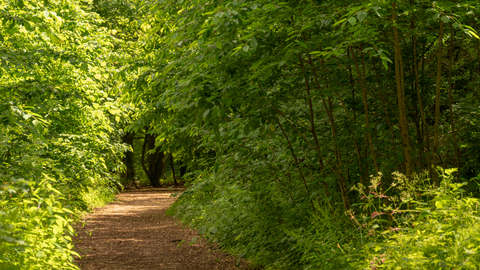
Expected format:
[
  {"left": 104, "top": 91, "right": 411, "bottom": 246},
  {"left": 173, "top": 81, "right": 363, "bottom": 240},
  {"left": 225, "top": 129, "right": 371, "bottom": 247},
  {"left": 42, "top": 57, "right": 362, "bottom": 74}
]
[
  {"left": 180, "top": 160, "right": 187, "bottom": 179},
  {"left": 170, "top": 153, "right": 178, "bottom": 185},
  {"left": 393, "top": 2, "right": 413, "bottom": 179},
  {"left": 433, "top": 20, "right": 445, "bottom": 185},
  {"left": 141, "top": 132, "right": 166, "bottom": 187},
  {"left": 448, "top": 25, "right": 460, "bottom": 181},
  {"left": 350, "top": 46, "right": 380, "bottom": 174},
  {"left": 121, "top": 131, "right": 136, "bottom": 187}
]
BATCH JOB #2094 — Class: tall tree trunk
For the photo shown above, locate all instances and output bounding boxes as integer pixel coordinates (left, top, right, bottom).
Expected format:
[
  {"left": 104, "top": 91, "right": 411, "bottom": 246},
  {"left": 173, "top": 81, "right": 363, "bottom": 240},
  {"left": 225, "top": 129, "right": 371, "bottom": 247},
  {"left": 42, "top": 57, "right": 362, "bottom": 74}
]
[
  {"left": 180, "top": 159, "right": 187, "bottom": 179},
  {"left": 433, "top": 20, "right": 445, "bottom": 185},
  {"left": 393, "top": 2, "right": 413, "bottom": 179},
  {"left": 325, "top": 96, "right": 350, "bottom": 210},
  {"left": 350, "top": 46, "right": 380, "bottom": 174},
  {"left": 278, "top": 121, "right": 315, "bottom": 210},
  {"left": 299, "top": 56, "right": 346, "bottom": 209},
  {"left": 298, "top": 56, "right": 332, "bottom": 206},
  {"left": 141, "top": 132, "right": 166, "bottom": 187},
  {"left": 170, "top": 153, "right": 178, "bottom": 185},
  {"left": 412, "top": 15, "right": 430, "bottom": 172},
  {"left": 448, "top": 25, "right": 460, "bottom": 181},
  {"left": 121, "top": 131, "right": 136, "bottom": 188}
]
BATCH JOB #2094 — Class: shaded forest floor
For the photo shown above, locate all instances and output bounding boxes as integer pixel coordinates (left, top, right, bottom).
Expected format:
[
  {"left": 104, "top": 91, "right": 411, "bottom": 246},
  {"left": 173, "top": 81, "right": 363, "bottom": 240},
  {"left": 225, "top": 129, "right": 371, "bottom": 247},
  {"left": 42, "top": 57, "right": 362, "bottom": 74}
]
[{"left": 73, "top": 188, "right": 251, "bottom": 270}]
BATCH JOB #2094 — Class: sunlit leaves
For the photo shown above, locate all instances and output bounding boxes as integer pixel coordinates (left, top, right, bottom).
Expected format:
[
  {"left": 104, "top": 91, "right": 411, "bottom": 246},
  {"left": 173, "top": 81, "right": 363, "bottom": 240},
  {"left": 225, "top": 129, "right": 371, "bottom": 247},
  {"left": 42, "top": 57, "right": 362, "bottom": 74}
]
[{"left": 0, "top": 0, "right": 128, "bottom": 268}]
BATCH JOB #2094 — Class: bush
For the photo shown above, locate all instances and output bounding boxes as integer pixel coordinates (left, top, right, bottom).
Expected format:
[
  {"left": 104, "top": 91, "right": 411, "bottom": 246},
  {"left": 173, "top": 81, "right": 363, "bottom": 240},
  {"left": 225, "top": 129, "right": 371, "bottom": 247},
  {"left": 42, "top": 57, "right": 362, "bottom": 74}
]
[
  {"left": 173, "top": 168, "right": 480, "bottom": 270},
  {"left": 348, "top": 169, "right": 480, "bottom": 269},
  {"left": 0, "top": 177, "right": 79, "bottom": 270}
]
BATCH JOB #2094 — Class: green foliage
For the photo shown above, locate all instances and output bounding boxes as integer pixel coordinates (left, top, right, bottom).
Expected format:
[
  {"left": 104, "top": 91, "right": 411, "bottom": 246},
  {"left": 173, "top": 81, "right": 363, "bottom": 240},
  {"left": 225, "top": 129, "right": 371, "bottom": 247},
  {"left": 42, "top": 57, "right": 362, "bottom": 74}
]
[
  {"left": 0, "top": 0, "right": 128, "bottom": 268},
  {"left": 174, "top": 168, "right": 480, "bottom": 269},
  {"left": 2, "top": 0, "right": 480, "bottom": 268},
  {"left": 349, "top": 169, "right": 480, "bottom": 269},
  {"left": 0, "top": 177, "right": 79, "bottom": 269}
]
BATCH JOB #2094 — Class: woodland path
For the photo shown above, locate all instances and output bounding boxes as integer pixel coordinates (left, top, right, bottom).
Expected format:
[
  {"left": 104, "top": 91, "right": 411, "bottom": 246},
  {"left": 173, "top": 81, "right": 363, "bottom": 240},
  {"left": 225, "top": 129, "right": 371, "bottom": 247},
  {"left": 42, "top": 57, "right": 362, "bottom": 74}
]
[{"left": 73, "top": 188, "right": 250, "bottom": 270}]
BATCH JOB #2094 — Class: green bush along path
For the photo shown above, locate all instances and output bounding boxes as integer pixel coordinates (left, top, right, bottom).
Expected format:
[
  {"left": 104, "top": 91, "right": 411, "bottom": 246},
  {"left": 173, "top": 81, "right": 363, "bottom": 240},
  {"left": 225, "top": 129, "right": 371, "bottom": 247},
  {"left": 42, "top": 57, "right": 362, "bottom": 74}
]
[{"left": 2, "top": 0, "right": 480, "bottom": 269}]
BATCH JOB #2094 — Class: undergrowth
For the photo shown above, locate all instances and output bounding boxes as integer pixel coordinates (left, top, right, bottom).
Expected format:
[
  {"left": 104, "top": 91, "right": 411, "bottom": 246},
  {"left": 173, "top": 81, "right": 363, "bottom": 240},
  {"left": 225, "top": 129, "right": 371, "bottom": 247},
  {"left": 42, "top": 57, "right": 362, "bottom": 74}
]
[
  {"left": 171, "top": 168, "right": 480, "bottom": 269},
  {"left": 0, "top": 176, "right": 118, "bottom": 270}
]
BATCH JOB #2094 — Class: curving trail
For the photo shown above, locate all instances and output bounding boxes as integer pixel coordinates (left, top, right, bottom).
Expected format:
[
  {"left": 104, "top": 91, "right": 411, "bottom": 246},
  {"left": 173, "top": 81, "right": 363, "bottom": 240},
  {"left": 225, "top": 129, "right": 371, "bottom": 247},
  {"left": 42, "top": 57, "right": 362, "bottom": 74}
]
[{"left": 73, "top": 188, "right": 249, "bottom": 270}]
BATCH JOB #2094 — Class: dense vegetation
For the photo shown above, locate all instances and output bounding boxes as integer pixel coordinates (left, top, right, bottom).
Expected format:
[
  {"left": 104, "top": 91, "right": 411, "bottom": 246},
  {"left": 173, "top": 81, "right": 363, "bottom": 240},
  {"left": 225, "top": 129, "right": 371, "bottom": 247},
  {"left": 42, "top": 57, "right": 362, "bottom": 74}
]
[
  {"left": 0, "top": 0, "right": 127, "bottom": 268},
  {"left": 2, "top": 0, "right": 480, "bottom": 269}
]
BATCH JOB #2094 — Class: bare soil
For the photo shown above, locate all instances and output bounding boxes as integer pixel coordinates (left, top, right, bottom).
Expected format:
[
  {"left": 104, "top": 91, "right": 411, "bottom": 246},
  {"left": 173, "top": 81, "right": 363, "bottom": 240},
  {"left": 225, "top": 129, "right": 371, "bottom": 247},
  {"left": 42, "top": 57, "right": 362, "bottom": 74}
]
[{"left": 73, "top": 188, "right": 251, "bottom": 270}]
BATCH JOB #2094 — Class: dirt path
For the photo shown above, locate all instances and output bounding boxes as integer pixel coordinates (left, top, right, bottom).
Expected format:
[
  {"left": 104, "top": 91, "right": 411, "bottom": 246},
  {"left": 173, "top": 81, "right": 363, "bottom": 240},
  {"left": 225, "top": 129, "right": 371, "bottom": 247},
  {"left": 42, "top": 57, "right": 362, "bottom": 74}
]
[{"left": 73, "top": 188, "right": 250, "bottom": 270}]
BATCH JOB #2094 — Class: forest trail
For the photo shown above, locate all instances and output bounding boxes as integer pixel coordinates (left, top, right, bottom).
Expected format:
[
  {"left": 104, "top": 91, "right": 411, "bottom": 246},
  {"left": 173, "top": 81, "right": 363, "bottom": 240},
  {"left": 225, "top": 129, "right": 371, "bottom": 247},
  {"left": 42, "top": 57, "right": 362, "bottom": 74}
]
[{"left": 73, "top": 188, "right": 249, "bottom": 270}]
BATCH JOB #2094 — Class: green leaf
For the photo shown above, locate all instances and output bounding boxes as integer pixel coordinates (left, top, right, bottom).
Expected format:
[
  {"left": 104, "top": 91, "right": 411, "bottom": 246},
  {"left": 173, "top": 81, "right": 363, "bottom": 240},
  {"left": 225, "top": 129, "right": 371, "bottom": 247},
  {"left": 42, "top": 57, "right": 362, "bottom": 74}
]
[
  {"left": 203, "top": 109, "right": 210, "bottom": 119},
  {"left": 250, "top": 58, "right": 264, "bottom": 70},
  {"left": 212, "top": 108, "right": 219, "bottom": 119},
  {"left": 250, "top": 37, "right": 258, "bottom": 49},
  {"left": 356, "top": 11, "right": 367, "bottom": 22},
  {"left": 23, "top": 20, "right": 32, "bottom": 31},
  {"left": 17, "top": 0, "right": 24, "bottom": 8},
  {"left": 0, "top": 33, "right": 3, "bottom": 43},
  {"left": 333, "top": 18, "right": 346, "bottom": 27},
  {"left": 213, "top": 162, "right": 219, "bottom": 174},
  {"left": 248, "top": 69, "right": 265, "bottom": 81},
  {"left": 348, "top": 17, "right": 357, "bottom": 26},
  {"left": 244, "top": 124, "right": 250, "bottom": 135},
  {"left": 216, "top": 40, "right": 223, "bottom": 49},
  {"left": 46, "top": 29, "right": 61, "bottom": 44},
  {"left": 1, "top": 235, "right": 16, "bottom": 243},
  {"left": 297, "top": 40, "right": 308, "bottom": 49},
  {"left": 467, "top": 29, "right": 480, "bottom": 39},
  {"left": 441, "top": 16, "right": 450, "bottom": 23},
  {"left": 382, "top": 59, "right": 388, "bottom": 70},
  {"left": 262, "top": 68, "right": 272, "bottom": 80},
  {"left": 243, "top": 45, "right": 250, "bottom": 52}
]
